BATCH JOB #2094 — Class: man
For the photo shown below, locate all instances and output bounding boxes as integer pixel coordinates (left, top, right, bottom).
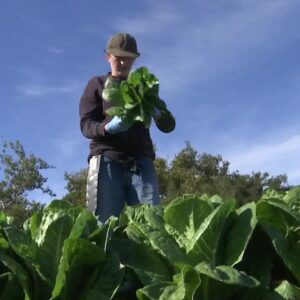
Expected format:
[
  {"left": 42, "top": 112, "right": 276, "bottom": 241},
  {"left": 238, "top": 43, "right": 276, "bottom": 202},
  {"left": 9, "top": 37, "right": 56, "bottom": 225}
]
[{"left": 79, "top": 32, "right": 175, "bottom": 222}]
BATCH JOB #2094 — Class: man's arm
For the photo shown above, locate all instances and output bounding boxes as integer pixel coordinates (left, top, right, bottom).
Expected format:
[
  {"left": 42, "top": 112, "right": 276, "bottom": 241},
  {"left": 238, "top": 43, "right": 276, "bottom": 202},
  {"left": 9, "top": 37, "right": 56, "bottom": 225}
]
[
  {"left": 79, "top": 77, "right": 107, "bottom": 139},
  {"left": 153, "top": 98, "right": 176, "bottom": 133}
]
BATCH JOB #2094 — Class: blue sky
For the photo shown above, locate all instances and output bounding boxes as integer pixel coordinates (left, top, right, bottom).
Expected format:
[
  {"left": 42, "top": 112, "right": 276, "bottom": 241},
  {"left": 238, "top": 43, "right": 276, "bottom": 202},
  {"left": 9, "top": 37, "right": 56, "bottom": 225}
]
[{"left": 1, "top": 0, "right": 300, "bottom": 203}]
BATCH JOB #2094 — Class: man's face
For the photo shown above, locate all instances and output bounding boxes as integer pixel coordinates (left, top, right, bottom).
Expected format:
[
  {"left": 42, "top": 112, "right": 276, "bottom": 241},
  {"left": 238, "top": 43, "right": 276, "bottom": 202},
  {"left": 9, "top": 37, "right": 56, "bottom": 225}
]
[{"left": 106, "top": 54, "right": 136, "bottom": 78}]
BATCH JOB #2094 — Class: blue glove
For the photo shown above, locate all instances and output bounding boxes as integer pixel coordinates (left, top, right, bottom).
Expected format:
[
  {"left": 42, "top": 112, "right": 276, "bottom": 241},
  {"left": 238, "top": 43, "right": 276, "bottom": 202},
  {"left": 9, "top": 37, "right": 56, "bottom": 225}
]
[{"left": 105, "top": 116, "right": 131, "bottom": 134}]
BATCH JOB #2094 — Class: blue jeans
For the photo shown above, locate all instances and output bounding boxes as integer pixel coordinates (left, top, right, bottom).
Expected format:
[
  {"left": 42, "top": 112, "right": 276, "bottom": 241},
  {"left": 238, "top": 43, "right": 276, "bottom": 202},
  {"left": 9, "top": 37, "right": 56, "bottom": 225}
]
[{"left": 95, "top": 155, "right": 159, "bottom": 222}]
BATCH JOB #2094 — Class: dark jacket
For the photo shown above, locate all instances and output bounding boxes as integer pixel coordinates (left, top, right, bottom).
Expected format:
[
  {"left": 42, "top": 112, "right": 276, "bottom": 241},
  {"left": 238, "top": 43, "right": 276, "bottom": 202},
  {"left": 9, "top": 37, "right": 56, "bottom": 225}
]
[{"left": 79, "top": 73, "right": 175, "bottom": 162}]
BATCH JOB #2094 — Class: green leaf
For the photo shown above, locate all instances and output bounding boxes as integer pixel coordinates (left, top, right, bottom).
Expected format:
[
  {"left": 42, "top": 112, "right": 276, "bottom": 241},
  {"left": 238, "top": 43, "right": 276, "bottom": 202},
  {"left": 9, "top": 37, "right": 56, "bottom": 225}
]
[
  {"left": 124, "top": 102, "right": 139, "bottom": 110},
  {"left": 208, "top": 194, "right": 225, "bottom": 207},
  {"left": 29, "top": 204, "right": 82, "bottom": 246},
  {"left": 195, "top": 262, "right": 259, "bottom": 288},
  {"left": 0, "top": 251, "right": 32, "bottom": 300},
  {"left": 261, "top": 189, "right": 285, "bottom": 201},
  {"left": 257, "top": 200, "right": 300, "bottom": 281},
  {"left": 0, "top": 211, "right": 7, "bottom": 224},
  {"left": 257, "top": 199, "right": 300, "bottom": 231},
  {"left": 194, "top": 262, "right": 260, "bottom": 300},
  {"left": 0, "top": 273, "right": 25, "bottom": 300},
  {"left": 136, "top": 282, "right": 172, "bottom": 300},
  {"left": 261, "top": 224, "right": 300, "bottom": 282},
  {"left": 121, "top": 82, "right": 137, "bottom": 108},
  {"left": 45, "top": 199, "right": 73, "bottom": 210},
  {"left": 171, "top": 266, "right": 201, "bottom": 300},
  {"left": 119, "top": 204, "right": 150, "bottom": 226},
  {"left": 187, "top": 200, "right": 236, "bottom": 265},
  {"left": 102, "top": 76, "right": 123, "bottom": 105},
  {"left": 69, "top": 209, "right": 98, "bottom": 240},
  {"left": 224, "top": 202, "right": 257, "bottom": 266},
  {"left": 109, "top": 238, "right": 172, "bottom": 285},
  {"left": 163, "top": 195, "right": 213, "bottom": 251},
  {"left": 4, "top": 227, "right": 36, "bottom": 264},
  {"left": 84, "top": 290, "right": 110, "bottom": 300},
  {"left": 127, "top": 222, "right": 188, "bottom": 267},
  {"left": 283, "top": 186, "right": 300, "bottom": 212},
  {"left": 34, "top": 214, "right": 74, "bottom": 285},
  {"left": 137, "top": 266, "right": 200, "bottom": 300},
  {"left": 88, "top": 216, "right": 118, "bottom": 251},
  {"left": 103, "top": 66, "right": 163, "bottom": 127},
  {"left": 124, "top": 222, "right": 150, "bottom": 244},
  {"left": 140, "top": 206, "right": 188, "bottom": 266},
  {"left": 10, "top": 202, "right": 94, "bottom": 292},
  {"left": 234, "top": 227, "right": 273, "bottom": 299},
  {"left": 274, "top": 281, "right": 300, "bottom": 300},
  {"left": 27, "top": 210, "right": 43, "bottom": 240},
  {"left": 127, "top": 67, "right": 143, "bottom": 86},
  {"left": 105, "top": 106, "right": 124, "bottom": 117},
  {"left": 123, "top": 205, "right": 188, "bottom": 266},
  {"left": 87, "top": 253, "right": 125, "bottom": 299},
  {"left": 4, "top": 226, "right": 51, "bottom": 293},
  {"left": 51, "top": 238, "right": 106, "bottom": 299},
  {"left": 4, "top": 224, "right": 59, "bottom": 298},
  {"left": 0, "top": 232, "right": 9, "bottom": 250},
  {"left": 262, "top": 281, "right": 300, "bottom": 300}
]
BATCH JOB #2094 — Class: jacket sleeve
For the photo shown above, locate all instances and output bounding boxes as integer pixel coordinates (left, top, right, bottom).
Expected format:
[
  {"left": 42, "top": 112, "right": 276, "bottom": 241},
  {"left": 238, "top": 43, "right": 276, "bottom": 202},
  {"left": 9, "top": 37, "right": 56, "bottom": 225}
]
[
  {"left": 153, "top": 98, "right": 176, "bottom": 133},
  {"left": 79, "top": 77, "right": 107, "bottom": 139}
]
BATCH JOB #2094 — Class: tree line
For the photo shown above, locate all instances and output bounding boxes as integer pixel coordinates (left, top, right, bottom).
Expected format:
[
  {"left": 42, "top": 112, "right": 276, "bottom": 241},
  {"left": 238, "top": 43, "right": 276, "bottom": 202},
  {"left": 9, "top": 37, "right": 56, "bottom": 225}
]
[{"left": 0, "top": 140, "right": 291, "bottom": 225}]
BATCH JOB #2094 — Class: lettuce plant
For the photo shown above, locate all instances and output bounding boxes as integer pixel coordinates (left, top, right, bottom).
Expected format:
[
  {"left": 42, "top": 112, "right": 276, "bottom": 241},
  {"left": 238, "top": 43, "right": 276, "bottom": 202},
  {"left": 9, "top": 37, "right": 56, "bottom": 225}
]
[
  {"left": 102, "top": 66, "right": 168, "bottom": 128},
  {"left": 1, "top": 187, "right": 300, "bottom": 299}
]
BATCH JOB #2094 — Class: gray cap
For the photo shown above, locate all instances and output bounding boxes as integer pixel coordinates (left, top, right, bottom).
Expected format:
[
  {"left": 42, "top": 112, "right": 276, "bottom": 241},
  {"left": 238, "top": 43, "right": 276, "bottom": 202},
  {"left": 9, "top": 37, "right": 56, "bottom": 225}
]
[{"left": 106, "top": 32, "right": 140, "bottom": 58}]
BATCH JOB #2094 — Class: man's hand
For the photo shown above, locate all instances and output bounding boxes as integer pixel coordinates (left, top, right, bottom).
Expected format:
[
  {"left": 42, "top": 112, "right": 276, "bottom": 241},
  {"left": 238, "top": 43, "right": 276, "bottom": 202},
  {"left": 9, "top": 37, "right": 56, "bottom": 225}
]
[
  {"left": 152, "top": 107, "right": 161, "bottom": 119},
  {"left": 104, "top": 116, "right": 131, "bottom": 135}
]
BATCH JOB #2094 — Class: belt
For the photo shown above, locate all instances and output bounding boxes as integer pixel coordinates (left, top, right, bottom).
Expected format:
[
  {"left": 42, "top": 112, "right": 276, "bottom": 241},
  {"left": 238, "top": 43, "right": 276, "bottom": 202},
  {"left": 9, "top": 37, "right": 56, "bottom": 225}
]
[{"left": 102, "top": 154, "right": 142, "bottom": 174}]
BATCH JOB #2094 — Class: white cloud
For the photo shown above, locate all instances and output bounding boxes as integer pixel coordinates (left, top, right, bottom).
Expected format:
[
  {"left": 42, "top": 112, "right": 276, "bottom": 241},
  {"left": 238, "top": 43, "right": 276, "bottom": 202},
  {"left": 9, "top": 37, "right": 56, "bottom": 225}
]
[
  {"left": 16, "top": 82, "right": 81, "bottom": 97},
  {"left": 54, "top": 136, "right": 86, "bottom": 161},
  {"left": 115, "top": 9, "right": 181, "bottom": 35},
  {"left": 13, "top": 65, "right": 84, "bottom": 97},
  {"left": 288, "top": 170, "right": 300, "bottom": 183},
  {"left": 47, "top": 46, "right": 64, "bottom": 54},
  {"left": 112, "top": 0, "right": 299, "bottom": 92},
  {"left": 225, "top": 134, "right": 300, "bottom": 185}
]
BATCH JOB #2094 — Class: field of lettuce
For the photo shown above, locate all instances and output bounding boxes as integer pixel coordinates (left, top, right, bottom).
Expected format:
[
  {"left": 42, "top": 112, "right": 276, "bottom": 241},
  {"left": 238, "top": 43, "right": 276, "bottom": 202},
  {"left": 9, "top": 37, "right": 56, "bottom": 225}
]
[{"left": 1, "top": 187, "right": 300, "bottom": 300}]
